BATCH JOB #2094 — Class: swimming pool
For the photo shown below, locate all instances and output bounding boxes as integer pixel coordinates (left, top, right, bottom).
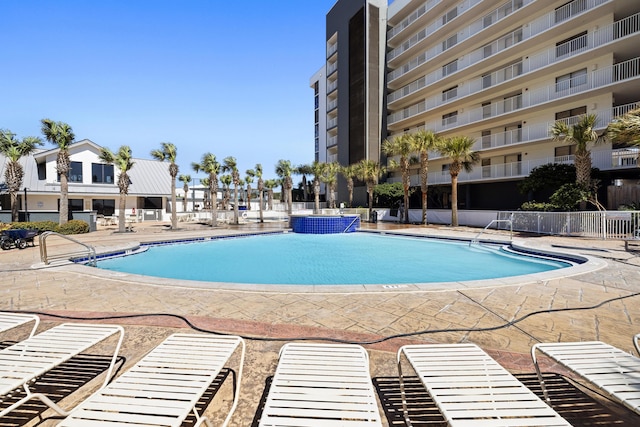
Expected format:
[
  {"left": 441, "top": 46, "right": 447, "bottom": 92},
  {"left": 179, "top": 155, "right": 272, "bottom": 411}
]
[{"left": 95, "top": 232, "right": 574, "bottom": 285}]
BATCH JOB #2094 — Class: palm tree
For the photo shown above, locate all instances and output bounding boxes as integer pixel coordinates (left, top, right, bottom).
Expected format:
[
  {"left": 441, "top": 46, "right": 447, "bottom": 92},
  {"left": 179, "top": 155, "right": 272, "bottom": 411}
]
[
  {"left": 192, "top": 153, "right": 220, "bottom": 227},
  {"left": 411, "top": 129, "right": 441, "bottom": 225},
  {"left": 41, "top": 119, "right": 75, "bottom": 225},
  {"left": 305, "top": 161, "right": 327, "bottom": 213},
  {"left": 340, "top": 164, "right": 357, "bottom": 208},
  {"left": 0, "top": 130, "right": 43, "bottom": 222},
  {"left": 354, "top": 159, "right": 386, "bottom": 219},
  {"left": 382, "top": 133, "right": 415, "bottom": 223},
  {"left": 222, "top": 156, "right": 240, "bottom": 224},
  {"left": 275, "top": 159, "right": 294, "bottom": 215},
  {"left": 607, "top": 108, "right": 640, "bottom": 160},
  {"left": 550, "top": 114, "right": 599, "bottom": 189},
  {"left": 296, "top": 164, "right": 312, "bottom": 202},
  {"left": 178, "top": 174, "right": 191, "bottom": 212},
  {"left": 99, "top": 146, "right": 135, "bottom": 233},
  {"left": 439, "top": 136, "right": 479, "bottom": 227},
  {"left": 264, "top": 179, "right": 278, "bottom": 211},
  {"left": 254, "top": 164, "right": 265, "bottom": 222},
  {"left": 220, "top": 174, "right": 232, "bottom": 210},
  {"left": 245, "top": 168, "right": 255, "bottom": 210},
  {"left": 150, "top": 142, "right": 179, "bottom": 229},
  {"left": 323, "top": 161, "right": 341, "bottom": 209}
]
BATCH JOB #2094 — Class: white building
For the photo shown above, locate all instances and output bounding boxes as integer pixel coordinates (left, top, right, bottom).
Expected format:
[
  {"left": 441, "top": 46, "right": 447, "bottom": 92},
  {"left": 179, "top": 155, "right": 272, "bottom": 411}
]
[
  {"left": 314, "top": 0, "right": 640, "bottom": 210},
  {"left": 0, "top": 139, "right": 172, "bottom": 224}
]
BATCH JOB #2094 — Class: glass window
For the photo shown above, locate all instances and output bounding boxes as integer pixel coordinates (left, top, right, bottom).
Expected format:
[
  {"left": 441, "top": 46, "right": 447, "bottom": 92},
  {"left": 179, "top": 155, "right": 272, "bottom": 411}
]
[
  {"left": 60, "top": 161, "right": 83, "bottom": 182},
  {"left": 555, "top": 68, "right": 587, "bottom": 92},
  {"left": 92, "top": 199, "right": 116, "bottom": 216},
  {"left": 92, "top": 163, "right": 115, "bottom": 183},
  {"left": 555, "top": 106, "right": 587, "bottom": 120},
  {"left": 143, "top": 197, "right": 162, "bottom": 209}
]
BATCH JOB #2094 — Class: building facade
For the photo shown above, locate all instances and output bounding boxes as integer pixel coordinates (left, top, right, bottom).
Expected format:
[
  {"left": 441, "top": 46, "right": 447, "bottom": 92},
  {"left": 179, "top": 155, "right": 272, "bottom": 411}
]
[
  {"left": 314, "top": 0, "right": 640, "bottom": 210},
  {"left": 0, "top": 139, "right": 172, "bottom": 223}
]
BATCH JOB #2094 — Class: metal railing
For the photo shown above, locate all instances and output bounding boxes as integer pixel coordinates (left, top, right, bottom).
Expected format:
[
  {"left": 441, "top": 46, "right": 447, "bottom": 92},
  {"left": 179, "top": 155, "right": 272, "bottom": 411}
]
[
  {"left": 39, "top": 231, "right": 97, "bottom": 266},
  {"left": 497, "top": 211, "right": 640, "bottom": 239},
  {"left": 471, "top": 216, "right": 513, "bottom": 244}
]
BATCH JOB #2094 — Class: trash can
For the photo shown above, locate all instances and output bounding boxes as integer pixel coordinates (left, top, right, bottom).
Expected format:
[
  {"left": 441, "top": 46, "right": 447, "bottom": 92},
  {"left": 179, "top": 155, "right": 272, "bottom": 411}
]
[{"left": 371, "top": 210, "right": 378, "bottom": 223}]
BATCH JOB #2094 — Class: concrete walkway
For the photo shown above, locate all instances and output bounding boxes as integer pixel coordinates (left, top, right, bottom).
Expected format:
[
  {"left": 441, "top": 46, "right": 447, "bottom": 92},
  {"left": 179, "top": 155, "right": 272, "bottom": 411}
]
[{"left": 1, "top": 219, "right": 639, "bottom": 425}]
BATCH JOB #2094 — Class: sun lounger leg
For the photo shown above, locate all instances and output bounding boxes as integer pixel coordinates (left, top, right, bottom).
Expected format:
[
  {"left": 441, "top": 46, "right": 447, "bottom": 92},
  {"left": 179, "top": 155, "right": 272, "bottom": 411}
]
[
  {"left": 531, "top": 343, "right": 551, "bottom": 403},
  {"left": 396, "top": 349, "right": 414, "bottom": 427}
]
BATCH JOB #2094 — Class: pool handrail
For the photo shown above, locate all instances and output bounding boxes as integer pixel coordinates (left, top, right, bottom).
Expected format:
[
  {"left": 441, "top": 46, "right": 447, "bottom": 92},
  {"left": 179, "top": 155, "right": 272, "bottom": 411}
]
[{"left": 39, "top": 231, "right": 97, "bottom": 266}]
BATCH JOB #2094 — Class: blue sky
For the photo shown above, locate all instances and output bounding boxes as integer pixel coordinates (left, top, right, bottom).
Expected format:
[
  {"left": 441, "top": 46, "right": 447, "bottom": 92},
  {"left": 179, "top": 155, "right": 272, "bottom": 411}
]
[{"left": 2, "top": 0, "right": 337, "bottom": 182}]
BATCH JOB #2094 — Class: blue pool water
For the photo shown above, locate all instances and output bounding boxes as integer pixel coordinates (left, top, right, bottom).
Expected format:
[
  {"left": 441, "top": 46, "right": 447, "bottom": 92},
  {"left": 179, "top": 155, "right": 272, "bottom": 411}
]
[{"left": 96, "top": 232, "right": 571, "bottom": 285}]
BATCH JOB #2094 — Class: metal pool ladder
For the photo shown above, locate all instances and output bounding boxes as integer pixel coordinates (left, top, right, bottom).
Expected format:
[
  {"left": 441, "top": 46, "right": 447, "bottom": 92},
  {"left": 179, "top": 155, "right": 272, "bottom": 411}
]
[
  {"left": 471, "top": 215, "right": 513, "bottom": 246},
  {"left": 39, "top": 231, "right": 97, "bottom": 266}
]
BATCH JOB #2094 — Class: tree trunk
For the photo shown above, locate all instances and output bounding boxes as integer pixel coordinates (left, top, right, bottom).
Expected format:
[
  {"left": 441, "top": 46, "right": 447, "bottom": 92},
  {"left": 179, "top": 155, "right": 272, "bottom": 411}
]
[
  {"left": 118, "top": 193, "right": 126, "bottom": 233},
  {"left": 451, "top": 175, "right": 459, "bottom": 227},
  {"left": 59, "top": 173, "right": 69, "bottom": 226}
]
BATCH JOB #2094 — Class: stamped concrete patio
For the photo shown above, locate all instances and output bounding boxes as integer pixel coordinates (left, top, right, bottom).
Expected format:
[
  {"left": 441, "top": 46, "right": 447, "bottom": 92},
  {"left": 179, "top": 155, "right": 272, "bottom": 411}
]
[{"left": 1, "top": 219, "right": 639, "bottom": 425}]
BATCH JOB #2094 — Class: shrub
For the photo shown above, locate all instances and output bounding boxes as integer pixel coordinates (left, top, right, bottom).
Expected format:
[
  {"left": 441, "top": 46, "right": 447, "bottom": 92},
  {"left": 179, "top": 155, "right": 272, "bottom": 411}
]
[
  {"left": 57, "top": 220, "right": 90, "bottom": 235},
  {"left": 9, "top": 221, "right": 59, "bottom": 233},
  {"left": 519, "top": 201, "right": 556, "bottom": 211}
]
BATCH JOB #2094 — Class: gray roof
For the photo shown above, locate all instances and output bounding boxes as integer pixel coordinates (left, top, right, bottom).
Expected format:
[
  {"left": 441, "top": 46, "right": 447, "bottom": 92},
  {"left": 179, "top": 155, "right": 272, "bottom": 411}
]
[{"left": 1, "top": 140, "right": 171, "bottom": 197}]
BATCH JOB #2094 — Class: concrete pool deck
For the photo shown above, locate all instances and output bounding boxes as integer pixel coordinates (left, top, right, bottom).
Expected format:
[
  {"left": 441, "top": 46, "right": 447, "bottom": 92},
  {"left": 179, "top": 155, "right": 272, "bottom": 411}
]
[{"left": 1, "top": 219, "right": 640, "bottom": 425}]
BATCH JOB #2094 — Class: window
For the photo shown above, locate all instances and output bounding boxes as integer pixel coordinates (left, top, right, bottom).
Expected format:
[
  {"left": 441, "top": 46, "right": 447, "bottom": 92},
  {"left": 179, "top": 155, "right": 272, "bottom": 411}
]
[
  {"left": 442, "top": 60, "right": 458, "bottom": 76},
  {"left": 482, "top": 102, "right": 492, "bottom": 118},
  {"left": 555, "top": 106, "right": 587, "bottom": 121},
  {"left": 555, "top": 145, "right": 577, "bottom": 163},
  {"left": 481, "top": 130, "right": 492, "bottom": 148},
  {"left": 442, "top": 34, "right": 457, "bottom": 51},
  {"left": 556, "top": 31, "right": 587, "bottom": 57},
  {"left": 482, "top": 158, "right": 492, "bottom": 178},
  {"left": 442, "top": 111, "right": 458, "bottom": 126},
  {"left": 442, "top": 8, "right": 457, "bottom": 25},
  {"left": 58, "top": 198, "right": 84, "bottom": 212},
  {"left": 92, "top": 163, "right": 115, "bottom": 184},
  {"left": 143, "top": 197, "right": 162, "bottom": 209},
  {"left": 60, "top": 161, "right": 83, "bottom": 182},
  {"left": 92, "top": 199, "right": 115, "bottom": 216},
  {"left": 442, "top": 86, "right": 458, "bottom": 102},
  {"left": 555, "top": 68, "right": 587, "bottom": 92}
]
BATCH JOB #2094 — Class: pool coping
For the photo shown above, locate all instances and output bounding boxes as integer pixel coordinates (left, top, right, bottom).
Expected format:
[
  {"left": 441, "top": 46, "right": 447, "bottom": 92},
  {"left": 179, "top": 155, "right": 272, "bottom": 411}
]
[{"left": 40, "top": 229, "right": 608, "bottom": 294}]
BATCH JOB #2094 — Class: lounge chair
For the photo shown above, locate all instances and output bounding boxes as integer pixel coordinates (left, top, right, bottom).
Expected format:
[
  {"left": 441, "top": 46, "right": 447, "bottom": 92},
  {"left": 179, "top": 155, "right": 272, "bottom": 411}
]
[
  {"left": 258, "top": 343, "right": 383, "bottom": 426},
  {"left": 398, "top": 343, "right": 571, "bottom": 426},
  {"left": 58, "top": 333, "right": 245, "bottom": 427},
  {"left": 532, "top": 338, "right": 640, "bottom": 415},
  {"left": 0, "top": 322, "right": 124, "bottom": 418},
  {"left": 0, "top": 311, "right": 39, "bottom": 339}
]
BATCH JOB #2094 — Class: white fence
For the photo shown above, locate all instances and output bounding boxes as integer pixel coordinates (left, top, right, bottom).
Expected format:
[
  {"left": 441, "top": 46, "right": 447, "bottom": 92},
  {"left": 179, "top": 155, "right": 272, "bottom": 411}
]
[{"left": 497, "top": 211, "right": 640, "bottom": 239}]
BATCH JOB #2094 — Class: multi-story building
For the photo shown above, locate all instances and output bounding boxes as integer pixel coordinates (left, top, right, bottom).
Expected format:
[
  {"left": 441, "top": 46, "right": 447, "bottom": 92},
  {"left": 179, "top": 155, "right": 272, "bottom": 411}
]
[
  {"left": 314, "top": 0, "right": 640, "bottom": 210},
  {"left": 311, "top": 0, "right": 388, "bottom": 203}
]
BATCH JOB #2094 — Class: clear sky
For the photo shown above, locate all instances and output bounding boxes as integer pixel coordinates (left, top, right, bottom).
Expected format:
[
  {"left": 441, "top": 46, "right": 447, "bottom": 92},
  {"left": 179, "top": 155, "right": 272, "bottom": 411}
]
[{"left": 2, "top": 0, "right": 337, "bottom": 182}]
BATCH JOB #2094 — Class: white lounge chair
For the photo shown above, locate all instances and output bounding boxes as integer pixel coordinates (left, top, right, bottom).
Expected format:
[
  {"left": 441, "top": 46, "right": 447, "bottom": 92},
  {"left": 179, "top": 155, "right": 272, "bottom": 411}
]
[
  {"left": 258, "top": 343, "right": 383, "bottom": 426},
  {"left": 58, "top": 333, "right": 245, "bottom": 427},
  {"left": 398, "top": 343, "right": 571, "bottom": 427},
  {"left": 532, "top": 338, "right": 640, "bottom": 415},
  {"left": 0, "top": 311, "right": 39, "bottom": 339},
  {"left": 0, "top": 322, "right": 124, "bottom": 417}
]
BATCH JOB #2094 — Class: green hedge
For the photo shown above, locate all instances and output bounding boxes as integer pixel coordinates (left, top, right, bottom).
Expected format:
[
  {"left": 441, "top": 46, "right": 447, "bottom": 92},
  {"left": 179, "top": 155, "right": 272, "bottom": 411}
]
[{"left": 2, "top": 220, "right": 90, "bottom": 235}]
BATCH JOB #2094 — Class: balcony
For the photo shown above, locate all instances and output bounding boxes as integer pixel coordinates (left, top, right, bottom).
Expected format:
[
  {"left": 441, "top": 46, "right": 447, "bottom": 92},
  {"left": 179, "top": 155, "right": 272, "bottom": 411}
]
[
  {"left": 388, "top": 0, "right": 484, "bottom": 62},
  {"left": 388, "top": 56, "right": 640, "bottom": 129},
  {"left": 387, "top": 0, "right": 442, "bottom": 42},
  {"left": 388, "top": 10, "right": 640, "bottom": 109},
  {"left": 387, "top": 0, "right": 611, "bottom": 84},
  {"left": 388, "top": 148, "right": 638, "bottom": 187}
]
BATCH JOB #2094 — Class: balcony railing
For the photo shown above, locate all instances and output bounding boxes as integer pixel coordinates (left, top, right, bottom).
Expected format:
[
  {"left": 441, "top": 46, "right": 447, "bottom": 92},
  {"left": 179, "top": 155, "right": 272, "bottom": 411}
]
[
  {"left": 388, "top": 148, "right": 637, "bottom": 187},
  {"left": 388, "top": 56, "right": 640, "bottom": 128},
  {"left": 389, "top": 10, "right": 638, "bottom": 106},
  {"left": 388, "top": 0, "right": 442, "bottom": 41},
  {"left": 327, "top": 40, "right": 337, "bottom": 58},
  {"left": 388, "top": 0, "right": 611, "bottom": 84},
  {"left": 388, "top": 0, "right": 483, "bottom": 62}
]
